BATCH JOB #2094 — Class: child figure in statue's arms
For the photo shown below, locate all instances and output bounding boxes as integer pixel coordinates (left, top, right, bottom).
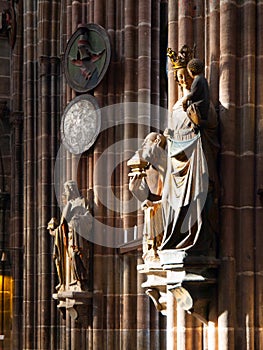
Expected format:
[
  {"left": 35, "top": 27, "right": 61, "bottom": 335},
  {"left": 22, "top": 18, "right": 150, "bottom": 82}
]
[{"left": 182, "top": 58, "right": 210, "bottom": 127}]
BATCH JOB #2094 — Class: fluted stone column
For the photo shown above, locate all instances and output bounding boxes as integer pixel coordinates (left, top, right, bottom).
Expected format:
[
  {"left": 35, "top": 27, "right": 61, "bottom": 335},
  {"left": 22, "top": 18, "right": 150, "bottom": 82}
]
[
  {"left": 0, "top": 5, "right": 22, "bottom": 344},
  {"left": 208, "top": 0, "right": 220, "bottom": 107},
  {"left": 23, "top": 1, "right": 38, "bottom": 348},
  {"left": 235, "top": 2, "right": 256, "bottom": 349},
  {"left": 255, "top": 3, "right": 263, "bottom": 349},
  {"left": 10, "top": 112, "right": 23, "bottom": 350},
  {"left": 23, "top": 1, "right": 62, "bottom": 348},
  {"left": 167, "top": 0, "right": 178, "bottom": 112},
  {"left": 218, "top": 1, "right": 237, "bottom": 349}
]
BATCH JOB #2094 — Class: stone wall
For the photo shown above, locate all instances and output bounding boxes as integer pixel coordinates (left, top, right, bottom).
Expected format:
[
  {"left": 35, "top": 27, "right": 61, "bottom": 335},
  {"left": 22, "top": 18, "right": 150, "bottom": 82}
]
[
  {"left": 167, "top": 1, "right": 263, "bottom": 349},
  {"left": 1, "top": 0, "right": 262, "bottom": 349}
]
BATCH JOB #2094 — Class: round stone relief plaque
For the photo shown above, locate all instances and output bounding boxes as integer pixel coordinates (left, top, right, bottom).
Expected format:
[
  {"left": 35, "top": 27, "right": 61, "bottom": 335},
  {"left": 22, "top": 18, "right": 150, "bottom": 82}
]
[
  {"left": 61, "top": 94, "right": 101, "bottom": 154},
  {"left": 64, "top": 24, "right": 111, "bottom": 93}
]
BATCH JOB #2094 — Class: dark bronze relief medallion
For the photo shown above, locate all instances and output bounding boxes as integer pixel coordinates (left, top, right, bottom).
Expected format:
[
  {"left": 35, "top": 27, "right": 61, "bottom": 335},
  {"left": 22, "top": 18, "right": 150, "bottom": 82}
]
[{"left": 64, "top": 24, "right": 111, "bottom": 93}]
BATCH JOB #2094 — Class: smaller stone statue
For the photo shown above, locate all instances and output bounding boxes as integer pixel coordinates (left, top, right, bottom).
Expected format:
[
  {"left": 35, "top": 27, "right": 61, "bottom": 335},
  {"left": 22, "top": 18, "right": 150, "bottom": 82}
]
[
  {"left": 48, "top": 217, "right": 64, "bottom": 291},
  {"left": 48, "top": 180, "right": 93, "bottom": 292},
  {"left": 128, "top": 133, "right": 167, "bottom": 261},
  {"left": 182, "top": 58, "right": 210, "bottom": 126}
]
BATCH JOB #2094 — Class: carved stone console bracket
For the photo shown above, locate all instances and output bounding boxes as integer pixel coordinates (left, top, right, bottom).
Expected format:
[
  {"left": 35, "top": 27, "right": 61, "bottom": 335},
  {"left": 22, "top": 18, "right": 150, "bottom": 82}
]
[
  {"left": 160, "top": 250, "right": 219, "bottom": 324},
  {"left": 138, "top": 261, "right": 167, "bottom": 315},
  {"left": 138, "top": 250, "right": 220, "bottom": 323},
  {"left": 53, "top": 291, "right": 92, "bottom": 326}
]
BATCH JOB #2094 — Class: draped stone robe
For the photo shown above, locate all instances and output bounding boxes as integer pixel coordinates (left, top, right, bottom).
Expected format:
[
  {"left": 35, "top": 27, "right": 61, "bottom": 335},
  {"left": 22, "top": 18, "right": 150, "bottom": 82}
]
[{"left": 160, "top": 97, "right": 219, "bottom": 255}]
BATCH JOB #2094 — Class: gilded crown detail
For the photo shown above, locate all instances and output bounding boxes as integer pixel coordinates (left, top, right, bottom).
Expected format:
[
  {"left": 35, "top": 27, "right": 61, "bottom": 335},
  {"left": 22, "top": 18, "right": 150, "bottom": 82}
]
[{"left": 167, "top": 45, "right": 196, "bottom": 73}]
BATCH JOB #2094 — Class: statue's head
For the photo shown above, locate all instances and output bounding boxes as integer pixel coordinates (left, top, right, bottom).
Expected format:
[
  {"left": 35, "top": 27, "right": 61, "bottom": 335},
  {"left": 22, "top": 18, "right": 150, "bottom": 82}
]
[
  {"left": 142, "top": 132, "right": 166, "bottom": 150},
  {"left": 175, "top": 68, "right": 193, "bottom": 91},
  {"left": 63, "top": 180, "right": 80, "bottom": 200},
  {"left": 167, "top": 45, "right": 195, "bottom": 90},
  {"left": 138, "top": 132, "right": 166, "bottom": 169},
  {"left": 187, "top": 58, "right": 204, "bottom": 78}
]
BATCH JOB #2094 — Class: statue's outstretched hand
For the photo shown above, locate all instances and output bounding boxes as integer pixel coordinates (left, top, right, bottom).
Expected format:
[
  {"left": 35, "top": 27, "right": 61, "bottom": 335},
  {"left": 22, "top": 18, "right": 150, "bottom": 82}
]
[{"left": 129, "top": 173, "right": 143, "bottom": 192}]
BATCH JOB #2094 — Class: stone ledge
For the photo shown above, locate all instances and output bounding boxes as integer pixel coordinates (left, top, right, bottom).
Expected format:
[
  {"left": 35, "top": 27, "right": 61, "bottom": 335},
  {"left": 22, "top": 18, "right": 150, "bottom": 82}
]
[
  {"left": 138, "top": 249, "right": 220, "bottom": 323},
  {"left": 53, "top": 291, "right": 93, "bottom": 326},
  {"left": 56, "top": 290, "right": 93, "bottom": 301}
]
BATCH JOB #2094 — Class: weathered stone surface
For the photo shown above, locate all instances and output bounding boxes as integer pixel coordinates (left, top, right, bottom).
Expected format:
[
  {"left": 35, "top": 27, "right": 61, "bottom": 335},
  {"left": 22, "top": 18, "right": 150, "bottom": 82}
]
[{"left": 0, "top": 0, "right": 261, "bottom": 349}]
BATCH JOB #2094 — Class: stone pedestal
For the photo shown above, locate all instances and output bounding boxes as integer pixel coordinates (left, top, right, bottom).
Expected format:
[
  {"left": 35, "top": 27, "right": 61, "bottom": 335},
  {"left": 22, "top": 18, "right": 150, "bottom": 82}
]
[
  {"left": 138, "top": 250, "right": 219, "bottom": 323},
  {"left": 160, "top": 250, "right": 219, "bottom": 323},
  {"left": 53, "top": 290, "right": 92, "bottom": 326},
  {"left": 137, "top": 261, "right": 167, "bottom": 315}
]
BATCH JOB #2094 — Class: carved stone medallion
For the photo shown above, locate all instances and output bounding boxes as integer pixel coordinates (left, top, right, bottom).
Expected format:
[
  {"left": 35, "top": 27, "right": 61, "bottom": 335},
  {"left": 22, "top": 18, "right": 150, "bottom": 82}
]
[
  {"left": 64, "top": 24, "right": 111, "bottom": 93},
  {"left": 61, "top": 94, "right": 101, "bottom": 154}
]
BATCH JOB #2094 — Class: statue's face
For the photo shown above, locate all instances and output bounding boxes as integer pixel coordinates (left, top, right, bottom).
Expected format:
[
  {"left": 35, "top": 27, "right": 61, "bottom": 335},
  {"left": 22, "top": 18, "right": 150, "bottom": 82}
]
[
  {"left": 176, "top": 68, "right": 193, "bottom": 90},
  {"left": 138, "top": 133, "right": 158, "bottom": 162},
  {"left": 63, "top": 182, "right": 78, "bottom": 200},
  {"left": 142, "top": 133, "right": 156, "bottom": 150}
]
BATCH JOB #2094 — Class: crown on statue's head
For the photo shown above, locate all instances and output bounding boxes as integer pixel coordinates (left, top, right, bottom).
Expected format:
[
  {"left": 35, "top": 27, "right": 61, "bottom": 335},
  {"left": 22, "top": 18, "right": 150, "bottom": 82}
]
[{"left": 167, "top": 45, "right": 196, "bottom": 74}]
